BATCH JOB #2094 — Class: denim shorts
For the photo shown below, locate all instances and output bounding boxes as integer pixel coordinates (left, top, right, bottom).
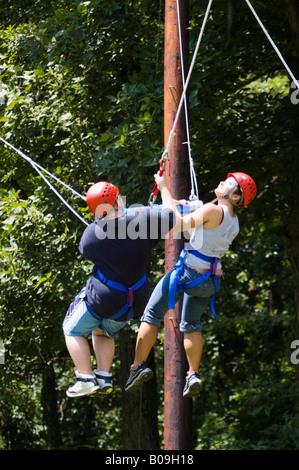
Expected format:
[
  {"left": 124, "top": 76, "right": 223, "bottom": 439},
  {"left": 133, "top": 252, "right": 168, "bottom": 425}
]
[
  {"left": 63, "top": 289, "right": 127, "bottom": 339},
  {"left": 141, "top": 264, "right": 218, "bottom": 333}
]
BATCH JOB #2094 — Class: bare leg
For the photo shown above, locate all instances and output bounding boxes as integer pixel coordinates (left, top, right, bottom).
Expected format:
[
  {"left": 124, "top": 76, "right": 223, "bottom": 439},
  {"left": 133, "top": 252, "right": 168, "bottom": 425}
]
[
  {"left": 183, "top": 331, "right": 204, "bottom": 374},
  {"left": 92, "top": 328, "right": 115, "bottom": 372},
  {"left": 132, "top": 322, "right": 158, "bottom": 368},
  {"left": 64, "top": 335, "right": 93, "bottom": 375}
]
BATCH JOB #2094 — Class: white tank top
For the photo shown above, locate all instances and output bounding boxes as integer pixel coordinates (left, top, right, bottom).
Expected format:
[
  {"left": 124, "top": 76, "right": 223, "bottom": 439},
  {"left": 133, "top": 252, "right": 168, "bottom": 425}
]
[{"left": 184, "top": 205, "right": 239, "bottom": 271}]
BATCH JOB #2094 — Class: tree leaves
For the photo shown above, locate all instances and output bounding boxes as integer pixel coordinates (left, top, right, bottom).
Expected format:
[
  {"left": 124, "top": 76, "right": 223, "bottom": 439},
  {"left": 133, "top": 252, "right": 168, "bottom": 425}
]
[{"left": 0, "top": 0, "right": 298, "bottom": 450}]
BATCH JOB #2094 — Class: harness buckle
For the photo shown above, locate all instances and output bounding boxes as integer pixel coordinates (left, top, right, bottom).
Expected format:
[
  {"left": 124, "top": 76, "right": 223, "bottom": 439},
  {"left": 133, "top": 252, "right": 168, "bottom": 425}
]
[
  {"left": 211, "top": 258, "right": 219, "bottom": 275},
  {"left": 127, "top": 287, "right": 133, "bottom": 307}
]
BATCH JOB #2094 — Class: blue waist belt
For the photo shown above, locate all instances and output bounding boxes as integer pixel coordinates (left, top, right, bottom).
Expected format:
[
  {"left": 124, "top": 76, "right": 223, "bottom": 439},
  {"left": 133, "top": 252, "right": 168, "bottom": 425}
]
[
  {"left": 168, "top": 249, "right": 221, "bottom": 317},
  {"left": 96, "top": 268, "right": 147, "bottom": 321}
]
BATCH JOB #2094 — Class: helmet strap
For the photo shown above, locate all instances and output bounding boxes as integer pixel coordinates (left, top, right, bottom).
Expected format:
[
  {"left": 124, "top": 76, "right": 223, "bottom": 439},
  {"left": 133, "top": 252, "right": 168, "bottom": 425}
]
[
  {"left": 95, "top": 199, "right": 122, "bottom": 222},
  {"left": 210, "top": 182, "right": 239, "bottom": 205}
]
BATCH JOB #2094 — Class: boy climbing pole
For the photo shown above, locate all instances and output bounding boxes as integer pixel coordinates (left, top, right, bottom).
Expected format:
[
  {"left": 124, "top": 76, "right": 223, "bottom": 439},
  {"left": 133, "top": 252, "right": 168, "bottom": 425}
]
[{"left": 63, "top": 181, "right": 174, "bottom": 397}]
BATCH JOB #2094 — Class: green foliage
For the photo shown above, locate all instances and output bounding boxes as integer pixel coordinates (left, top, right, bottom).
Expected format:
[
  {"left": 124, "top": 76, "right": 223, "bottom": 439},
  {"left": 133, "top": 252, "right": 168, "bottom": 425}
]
[{"left": 0, "top": 0, "right": 298, "bottom": 450}]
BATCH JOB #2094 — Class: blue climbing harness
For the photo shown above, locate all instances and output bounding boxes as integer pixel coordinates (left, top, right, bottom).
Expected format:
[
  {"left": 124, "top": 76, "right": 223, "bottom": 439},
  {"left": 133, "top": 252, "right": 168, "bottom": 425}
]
[
  {"left": 96, "top": 268, "right": 147, "bottom": 321},
  {"left": 168, "top": 248, "right": 221, "bottom": 317}
]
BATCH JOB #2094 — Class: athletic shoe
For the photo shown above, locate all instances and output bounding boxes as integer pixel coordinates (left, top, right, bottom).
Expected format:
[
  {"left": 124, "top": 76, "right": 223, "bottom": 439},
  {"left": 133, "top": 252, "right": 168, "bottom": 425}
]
[
  {"left": 66, "top": 371, "right": 100, "bottom": 397},
  {"left": 182, "top": 372, "right": 202, "bottom": 398},
  {"left": 124, "top": 363, "right": 154, "bottom": 392},
  {"left": 94, "top": 370, "right": 113, "bottom": 394}
]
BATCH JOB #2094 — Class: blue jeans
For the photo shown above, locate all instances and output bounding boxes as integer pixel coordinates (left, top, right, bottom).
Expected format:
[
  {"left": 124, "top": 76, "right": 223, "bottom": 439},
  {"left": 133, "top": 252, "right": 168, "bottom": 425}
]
[{"left": 141, "top": 264, "right": 218, "bottom": 333}]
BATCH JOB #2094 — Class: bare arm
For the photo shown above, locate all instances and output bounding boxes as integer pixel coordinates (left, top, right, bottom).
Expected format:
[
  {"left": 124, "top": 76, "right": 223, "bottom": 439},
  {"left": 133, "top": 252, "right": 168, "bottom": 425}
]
[{"left": 155, "top": 173, "right": 223, "bottom": 232}]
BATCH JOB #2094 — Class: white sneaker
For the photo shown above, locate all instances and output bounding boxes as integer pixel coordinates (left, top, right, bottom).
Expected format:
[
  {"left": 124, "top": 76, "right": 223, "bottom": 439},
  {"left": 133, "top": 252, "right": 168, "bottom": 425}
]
[
  {"left": 94, "top": 370, "right": 113, "bottom": 394},
  {"left": 182, "top": 372, "right": 202, "bottom": 398},
  {"left": 66, "top": 371, "right": 100, "bottom": 397}
]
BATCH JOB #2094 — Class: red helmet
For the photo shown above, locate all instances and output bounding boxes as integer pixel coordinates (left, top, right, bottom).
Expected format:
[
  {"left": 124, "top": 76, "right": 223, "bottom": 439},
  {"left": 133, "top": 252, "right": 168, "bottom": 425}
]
[
  {"left": 86, "top": 181, "right": 119, "bottom": 216},
  {"left": 227, "top": 172, "right": 257, "bottom": 208}
]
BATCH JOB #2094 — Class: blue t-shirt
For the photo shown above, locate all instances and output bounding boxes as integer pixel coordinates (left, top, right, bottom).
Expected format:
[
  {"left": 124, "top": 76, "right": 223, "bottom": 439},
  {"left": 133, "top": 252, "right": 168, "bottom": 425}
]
[{"left": 79, "top": 207, "right": 174, "bottom": 320}]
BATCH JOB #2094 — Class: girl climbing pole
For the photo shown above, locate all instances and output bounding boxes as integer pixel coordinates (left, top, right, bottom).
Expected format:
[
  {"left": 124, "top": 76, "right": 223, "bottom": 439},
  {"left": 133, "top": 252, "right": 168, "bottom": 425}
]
[{"left": 124, "top": 171, "right": 257, "bottom": 398}]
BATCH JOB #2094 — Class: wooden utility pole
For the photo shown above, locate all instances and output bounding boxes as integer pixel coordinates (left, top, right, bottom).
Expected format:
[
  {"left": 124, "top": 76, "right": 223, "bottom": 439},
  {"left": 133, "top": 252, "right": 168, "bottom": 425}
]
[{"left": 163, "top": 0, "right": 192, "bottom": 450}]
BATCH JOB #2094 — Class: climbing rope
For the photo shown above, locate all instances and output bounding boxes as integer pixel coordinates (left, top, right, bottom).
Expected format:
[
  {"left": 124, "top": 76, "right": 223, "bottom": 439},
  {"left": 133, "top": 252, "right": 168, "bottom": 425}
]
[
  {"left": 176, "top": 0, "right": 199, "bottom": 201},
  {"left": 245, "top": 0, "right": 299, "bottom": 91},
  {"left": 0, "top": 136, "right": 89, "bottom": 226},
  {"left": 148, "top": 0, "right": 214, "bottom": 206},
  {"left": 1, "top": 0, "right": 298, "bottom": 221},
  {"left": 149, "top": 0, "right": 299, "bottom": 206}
]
